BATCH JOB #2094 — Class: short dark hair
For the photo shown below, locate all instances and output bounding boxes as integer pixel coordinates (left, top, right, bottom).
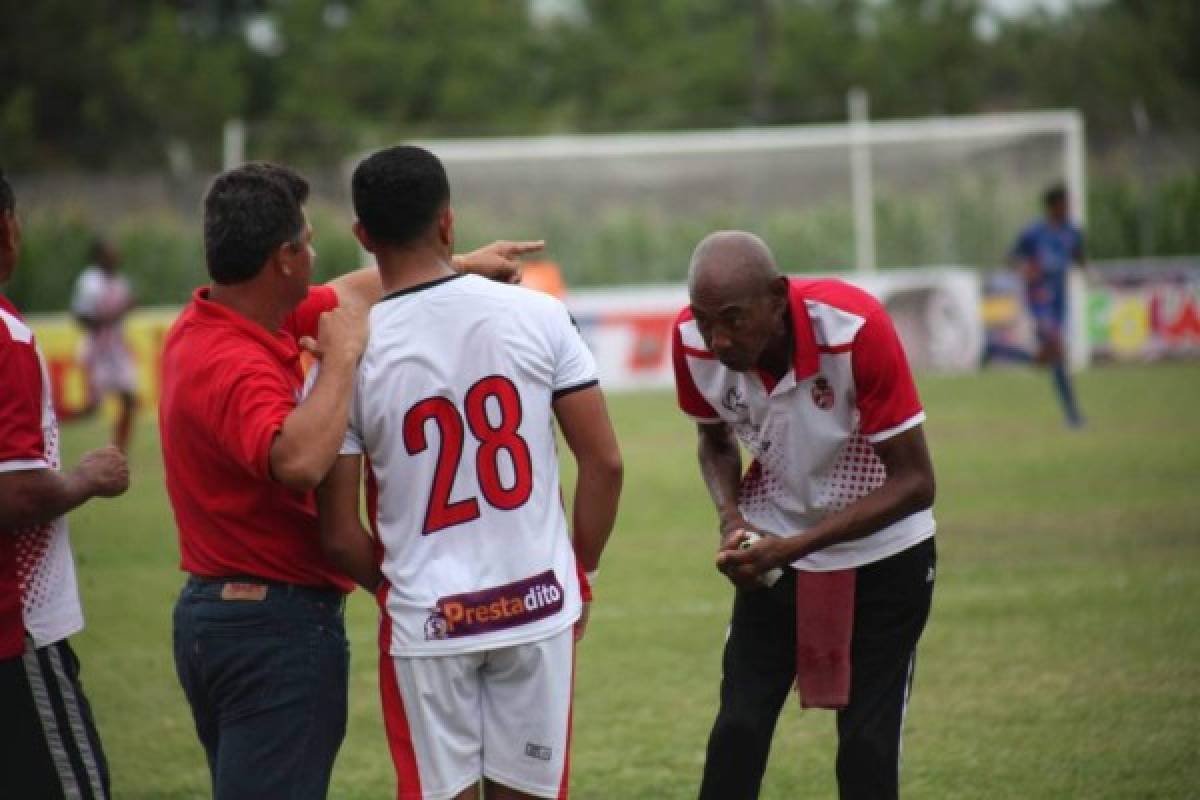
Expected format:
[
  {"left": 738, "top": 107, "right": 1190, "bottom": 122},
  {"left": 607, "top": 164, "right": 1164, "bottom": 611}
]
[
  {"left": 0, "top": 168, "right": 14, "bottom": 214},
  {"left": 352, "top": 146, "right": 450, "bottom": 248},
  {"left": 203, "top": 162, "right": 310, "bottom": 285},
  {"left": 1043, "top": 183, "right": 1067, "bottom": 208}
]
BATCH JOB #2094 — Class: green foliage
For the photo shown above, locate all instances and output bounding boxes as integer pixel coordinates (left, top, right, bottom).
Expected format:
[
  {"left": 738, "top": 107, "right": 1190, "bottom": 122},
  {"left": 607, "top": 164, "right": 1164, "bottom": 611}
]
[
  {"left": 4, "top": 208, "right": 94, "bottom": 311},
  {"left": 6, "top": 168, "right": 1198, "bottom": 313},
  {"left": 1088, "top": 172, "right": 1200, "bottom": 259},
  {"left": 2, "top": 1, "right": 1199, "bottom": 169},
  {"left": 4, "top": 203, "right": 363, "bottom": 313}
]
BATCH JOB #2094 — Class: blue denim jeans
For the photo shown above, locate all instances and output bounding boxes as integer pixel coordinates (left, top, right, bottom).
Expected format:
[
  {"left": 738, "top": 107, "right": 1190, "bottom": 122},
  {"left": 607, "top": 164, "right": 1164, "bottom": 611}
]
[{"left": 173, "top": 576, "right": 349, "bottom": 800}]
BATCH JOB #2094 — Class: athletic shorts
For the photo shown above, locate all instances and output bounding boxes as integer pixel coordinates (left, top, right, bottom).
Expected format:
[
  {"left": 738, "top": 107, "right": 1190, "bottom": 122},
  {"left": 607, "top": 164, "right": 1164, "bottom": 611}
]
[
  {"left": 0, "top": 637, "right": 110, "bottom": 799},
  {"left": 82, "top": 339, "right": 136, "bottom": 395},
  {"left": 380, "top": 626, "right": 576, "bottom": 800}
]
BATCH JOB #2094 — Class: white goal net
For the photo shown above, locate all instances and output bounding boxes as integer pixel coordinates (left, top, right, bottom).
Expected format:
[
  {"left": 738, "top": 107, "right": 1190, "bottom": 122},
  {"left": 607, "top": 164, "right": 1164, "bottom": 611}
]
[{"left": 390, "top": 110, "right": 1085, "bottom": 287}]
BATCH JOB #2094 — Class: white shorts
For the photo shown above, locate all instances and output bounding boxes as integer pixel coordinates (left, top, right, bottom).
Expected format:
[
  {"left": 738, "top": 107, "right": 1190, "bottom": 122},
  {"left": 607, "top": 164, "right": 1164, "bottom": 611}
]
[
  {"left": 380, "top": 626, "right": 576, "bottom": 800},
  {"left": 82, "top": 340, "right": 136, "bottom": 395}
]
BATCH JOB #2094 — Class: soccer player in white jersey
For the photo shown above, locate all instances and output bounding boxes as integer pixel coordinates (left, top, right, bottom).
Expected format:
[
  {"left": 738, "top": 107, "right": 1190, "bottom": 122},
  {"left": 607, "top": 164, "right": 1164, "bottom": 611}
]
[
  {"left": 317, "top": 146, "right": 623, "bottom": 800},
  {"left": 70, "top": 238, "right": 137, "bottom": 451}
]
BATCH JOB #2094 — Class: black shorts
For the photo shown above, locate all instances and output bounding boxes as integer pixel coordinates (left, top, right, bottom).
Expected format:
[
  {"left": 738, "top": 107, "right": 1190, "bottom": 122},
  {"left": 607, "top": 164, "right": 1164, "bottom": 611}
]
[{"left": 0, "top": 637, "right": 110, "bottom": 799}]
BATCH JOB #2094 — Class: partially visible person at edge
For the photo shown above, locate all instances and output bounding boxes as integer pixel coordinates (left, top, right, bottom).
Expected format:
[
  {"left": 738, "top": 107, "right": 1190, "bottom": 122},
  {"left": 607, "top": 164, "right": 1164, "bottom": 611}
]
[
  {"left": 986, "top": 184, "right": 1088, "bottom": 427},
  {"left": 70, "top": 237, "right": 138, "bottom": 452},
  {"left": 159, "top": 160, "right": 543, "bottom": 799},
  {"left": 0, "top": 169, "right": 131, "bottom": 800},
  {"left": 672, "top": 231, "right": 937, "bottom": 800}
]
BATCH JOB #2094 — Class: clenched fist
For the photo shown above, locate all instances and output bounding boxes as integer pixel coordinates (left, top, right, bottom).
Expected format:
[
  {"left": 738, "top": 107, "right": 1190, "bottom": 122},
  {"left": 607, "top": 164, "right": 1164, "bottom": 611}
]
[
  {"left": 77, "top": 446, "right": 130, "bottom": 498},
  {"left": 299, "top": 305, "right": 368, "bottom": 367}
]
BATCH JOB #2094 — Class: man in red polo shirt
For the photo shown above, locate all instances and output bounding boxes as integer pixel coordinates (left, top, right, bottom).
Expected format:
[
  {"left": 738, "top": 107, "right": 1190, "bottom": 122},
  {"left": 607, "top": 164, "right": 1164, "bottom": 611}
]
[
  {"left": 0, "top": 170, "right": 130, "bottom": 799},
  {"left": 673, "top": 231, "right": 937, "bottom": 799},
  {"left": 160, "top": 161, "right": 541, "bottom": 799}
]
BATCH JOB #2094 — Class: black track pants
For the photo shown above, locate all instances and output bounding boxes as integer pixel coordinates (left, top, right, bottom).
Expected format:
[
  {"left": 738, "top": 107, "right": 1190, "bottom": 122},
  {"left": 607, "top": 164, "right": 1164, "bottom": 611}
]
[{"left": 698, "top": 537, "right": 936, "bottom": 800}]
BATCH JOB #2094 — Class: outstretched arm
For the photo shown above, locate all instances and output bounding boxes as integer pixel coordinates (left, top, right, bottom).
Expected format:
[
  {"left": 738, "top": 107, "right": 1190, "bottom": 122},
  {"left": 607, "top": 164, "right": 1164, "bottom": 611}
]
[
  {"left": 316, "top": 454, "right": 382, "bottom": 592},
  {"left": 325, "top": 240, "right": 546, "bottom": 309}
]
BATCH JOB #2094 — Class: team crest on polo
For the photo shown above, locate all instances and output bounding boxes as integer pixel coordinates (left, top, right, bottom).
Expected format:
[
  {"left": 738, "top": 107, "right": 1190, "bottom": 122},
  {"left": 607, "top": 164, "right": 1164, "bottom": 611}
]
[
  {"left": 723, "top": 387, "right": 748, "bottom": 414},
  {"left": 811, "top": 375, "right": 835, "bottom": 410}
]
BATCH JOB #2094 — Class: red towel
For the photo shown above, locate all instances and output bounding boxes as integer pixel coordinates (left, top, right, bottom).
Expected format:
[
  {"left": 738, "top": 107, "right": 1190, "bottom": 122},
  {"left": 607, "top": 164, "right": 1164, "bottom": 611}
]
[{"left": 794, "top": 568, "right": 856, "bottom": 709}]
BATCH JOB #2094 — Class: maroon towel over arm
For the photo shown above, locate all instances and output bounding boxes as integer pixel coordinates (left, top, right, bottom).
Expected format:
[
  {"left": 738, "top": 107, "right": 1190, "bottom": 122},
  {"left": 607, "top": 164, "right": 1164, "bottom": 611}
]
[{"left": 794, "top": 568, "right": 856, "bottom": 709}]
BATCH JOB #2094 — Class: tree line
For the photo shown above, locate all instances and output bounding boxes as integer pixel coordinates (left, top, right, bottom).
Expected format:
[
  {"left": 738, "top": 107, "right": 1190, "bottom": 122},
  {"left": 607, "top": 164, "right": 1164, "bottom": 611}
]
[{"left": 2, "top": 0, "right": 1197, "bottom": 170}]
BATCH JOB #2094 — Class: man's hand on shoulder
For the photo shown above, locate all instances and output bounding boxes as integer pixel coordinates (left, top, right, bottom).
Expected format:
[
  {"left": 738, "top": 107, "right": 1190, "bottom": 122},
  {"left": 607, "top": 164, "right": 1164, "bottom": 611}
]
[
  {"left": 453, "top": 240, "right": 545, "bottom": 284},
  {"left": 299, "top": 304, "right": 367, "bottom": 368}
]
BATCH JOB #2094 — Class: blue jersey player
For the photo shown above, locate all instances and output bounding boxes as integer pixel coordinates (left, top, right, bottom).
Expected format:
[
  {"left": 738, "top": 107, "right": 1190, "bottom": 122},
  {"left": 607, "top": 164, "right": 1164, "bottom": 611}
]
[{"left": 1004, "top": 184, "right": 1087, "bottom": 427}]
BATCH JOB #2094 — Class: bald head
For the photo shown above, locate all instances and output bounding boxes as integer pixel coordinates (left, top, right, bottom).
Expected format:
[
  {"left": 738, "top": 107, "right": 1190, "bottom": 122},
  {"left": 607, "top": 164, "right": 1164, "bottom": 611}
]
[
  {"left": 686, "top": 231, "right": 790, "bottom": 373},
  {"left": 688, "top": 230, "right": 779, "bottom": 300}
]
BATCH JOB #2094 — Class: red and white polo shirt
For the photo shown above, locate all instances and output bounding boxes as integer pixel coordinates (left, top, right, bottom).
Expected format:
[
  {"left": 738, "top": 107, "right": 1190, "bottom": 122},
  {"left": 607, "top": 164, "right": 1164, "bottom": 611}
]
[
  {"left": 0, "top": 295, "right": 84, "bottom": 659},
  {"left": 672, "top": 278, "right": 936, "bottom": 571}
]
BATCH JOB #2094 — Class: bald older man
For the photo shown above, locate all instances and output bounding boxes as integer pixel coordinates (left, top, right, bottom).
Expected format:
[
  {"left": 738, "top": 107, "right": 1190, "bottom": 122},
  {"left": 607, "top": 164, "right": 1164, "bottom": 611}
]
[{"left": 670, "top": 232, "right": 937, "bottom": 800}]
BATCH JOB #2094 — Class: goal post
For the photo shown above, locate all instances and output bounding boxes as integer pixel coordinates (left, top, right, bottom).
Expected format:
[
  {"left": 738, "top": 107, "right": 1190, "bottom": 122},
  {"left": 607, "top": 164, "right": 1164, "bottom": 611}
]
[{"left": 340, "top": 110, "right": 1089, "bottom": 376}]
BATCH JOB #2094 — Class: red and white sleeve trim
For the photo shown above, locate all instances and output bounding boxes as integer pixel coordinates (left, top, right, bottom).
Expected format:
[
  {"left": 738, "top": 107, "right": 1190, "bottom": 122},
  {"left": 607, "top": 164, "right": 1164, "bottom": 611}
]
[{"left": 866, "top": 411, "right": 926, "bottom": 443}]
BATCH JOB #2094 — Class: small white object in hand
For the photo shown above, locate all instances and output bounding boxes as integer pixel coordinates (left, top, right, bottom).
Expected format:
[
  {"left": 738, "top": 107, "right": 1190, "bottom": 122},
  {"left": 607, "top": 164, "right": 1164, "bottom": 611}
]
[{"left": 739, "top": 531, "right": 784, "bottom": 587}]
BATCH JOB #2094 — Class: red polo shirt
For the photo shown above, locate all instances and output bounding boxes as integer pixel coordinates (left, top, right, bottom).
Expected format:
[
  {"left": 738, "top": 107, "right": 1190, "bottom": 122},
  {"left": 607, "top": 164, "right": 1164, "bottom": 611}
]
[{"left": 159, "top": 285, "right": 355, "bottom": 592}]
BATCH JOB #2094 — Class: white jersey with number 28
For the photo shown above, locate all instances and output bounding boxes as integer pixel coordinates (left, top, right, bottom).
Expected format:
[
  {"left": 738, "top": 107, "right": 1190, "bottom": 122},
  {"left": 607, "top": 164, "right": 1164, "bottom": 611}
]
[{"left": 341, "top": 273, "right": 598, "bottom": 657}]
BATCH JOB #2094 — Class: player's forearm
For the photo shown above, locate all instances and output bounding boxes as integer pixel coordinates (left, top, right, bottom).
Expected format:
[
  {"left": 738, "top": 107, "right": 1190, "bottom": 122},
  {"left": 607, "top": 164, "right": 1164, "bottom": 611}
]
[
  {"left": 270, "top": 357, "right": 356, "bottom": 490},
  {"left": 698, "top": 429, "right": 743, "bottom": 531},
  {"left": 782, "top": 470, "right": 934, "bottom": 562},
  {"left": 321, "top": 519, "right": 382, "bottom": 591},
  {"left": 570, "top": 458, "right": 623, "bottom": 571},
  {"left": 0, "top": 469, "right": 95, "bottom": 530}
]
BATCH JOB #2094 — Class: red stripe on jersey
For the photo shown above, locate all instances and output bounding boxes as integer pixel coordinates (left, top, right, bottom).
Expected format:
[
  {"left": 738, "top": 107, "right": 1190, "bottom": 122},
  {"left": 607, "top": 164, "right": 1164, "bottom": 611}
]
[
  {"left": 817, "top": 343, "right": 855, "bottom": 354},
  {"left": 557, "top": 640, "right": 578, "bottom": 799},
  {"left": 671, "top": 309, "right": 720, "bottom": 420},
  {"left": 378, "top": 601, "right": 424, "bottom": 799}
]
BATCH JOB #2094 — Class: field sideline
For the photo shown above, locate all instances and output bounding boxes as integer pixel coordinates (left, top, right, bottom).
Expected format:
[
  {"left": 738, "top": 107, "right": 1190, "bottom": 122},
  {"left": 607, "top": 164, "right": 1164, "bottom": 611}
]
[{"left": 62, "top": 363, "right": 1200, "bottom": 799}]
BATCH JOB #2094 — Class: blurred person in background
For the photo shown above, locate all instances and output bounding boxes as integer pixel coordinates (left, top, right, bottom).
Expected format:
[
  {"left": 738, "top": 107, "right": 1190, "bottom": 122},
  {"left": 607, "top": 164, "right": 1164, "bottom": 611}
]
[
  {"left": 0, "top": 170, "right": 131, "bottom": 799},
  {"left": 70, "top": 238, "right": 137, "bottom": 451},
  {"left": 988, "top": 184, "right": 1087, "bottom": 427}
]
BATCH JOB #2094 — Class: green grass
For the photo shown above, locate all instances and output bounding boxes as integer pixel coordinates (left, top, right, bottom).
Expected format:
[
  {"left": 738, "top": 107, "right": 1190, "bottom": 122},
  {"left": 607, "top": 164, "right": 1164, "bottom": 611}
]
[{"left": 64, "top": 363, "right": 1200, "bottom": 799}]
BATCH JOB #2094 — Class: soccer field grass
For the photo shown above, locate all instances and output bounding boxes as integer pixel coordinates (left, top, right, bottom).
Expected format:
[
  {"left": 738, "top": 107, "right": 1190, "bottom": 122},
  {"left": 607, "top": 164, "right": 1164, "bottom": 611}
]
[{"left": 63, "top": 363, "right": 1200, "bottom": 799}]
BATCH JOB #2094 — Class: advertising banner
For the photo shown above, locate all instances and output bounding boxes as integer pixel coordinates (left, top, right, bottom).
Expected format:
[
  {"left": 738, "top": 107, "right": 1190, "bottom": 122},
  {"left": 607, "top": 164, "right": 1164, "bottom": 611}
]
[{"left": 25, "top": 266, "right": 985, "bottom": 409}]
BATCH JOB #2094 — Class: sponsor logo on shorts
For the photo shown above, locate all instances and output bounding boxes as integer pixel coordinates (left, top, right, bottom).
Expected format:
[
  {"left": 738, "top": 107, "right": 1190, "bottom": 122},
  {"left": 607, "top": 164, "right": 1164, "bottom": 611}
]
[
  {"left": 525, "top": 743, "right": 553, "bottom": 761},
  {"left": 424, "top": 570, "right": 565, "bottom": 640},
  {"left": 811, "top": 375, "right": 835, "bottom": 411}
]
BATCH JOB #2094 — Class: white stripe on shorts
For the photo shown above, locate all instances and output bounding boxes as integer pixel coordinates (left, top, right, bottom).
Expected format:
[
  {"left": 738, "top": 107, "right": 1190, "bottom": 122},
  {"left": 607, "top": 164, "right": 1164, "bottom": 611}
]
[
  {"left": 23, "top": 645, "right": 83, "bottom": 800},
  {"left": 47, "top": 643, "right": 107, "bottom": 799}
]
